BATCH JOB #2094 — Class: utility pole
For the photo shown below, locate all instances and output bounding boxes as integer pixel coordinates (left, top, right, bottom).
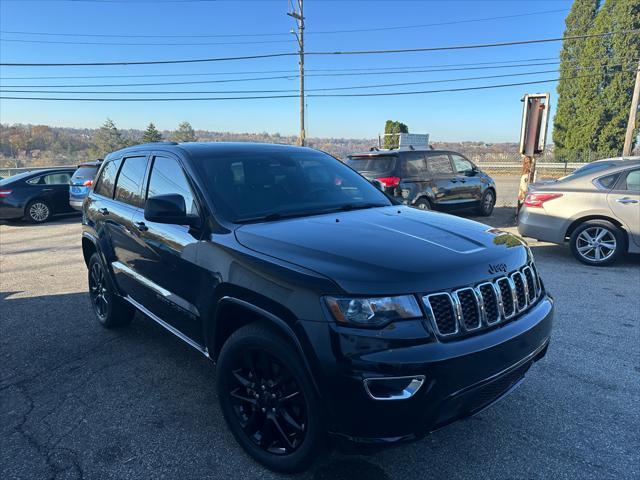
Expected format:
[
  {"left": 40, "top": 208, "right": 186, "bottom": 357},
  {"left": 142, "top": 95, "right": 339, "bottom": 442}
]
[
  {"left": 288, "top": 0, "right": 305, "bottom": 146},
  {"left": 623, "top": 60, "right": 640, "bottom": 156}
]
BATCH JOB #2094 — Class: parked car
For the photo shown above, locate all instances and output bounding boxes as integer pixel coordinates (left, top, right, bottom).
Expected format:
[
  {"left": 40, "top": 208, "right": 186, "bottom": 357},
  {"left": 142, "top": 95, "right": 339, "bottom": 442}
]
[
  {"left": 346, "top": 148, "right": 497, "bottom": 216},
  {"left": 82, "top": 142, "right": 552, "bottom": 472},
  {"left": 0, "top": 167, "right": 76, "bottom": 223},
  {"left": 70, "top": 160, "right": 102, "bottom": 210},
  {"left": 518, "top": 157, "right": 640, "bottom": 266}
]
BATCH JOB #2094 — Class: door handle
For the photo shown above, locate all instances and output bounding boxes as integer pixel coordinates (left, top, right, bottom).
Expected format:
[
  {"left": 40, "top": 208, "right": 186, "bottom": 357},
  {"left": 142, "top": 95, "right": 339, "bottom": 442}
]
[
  {"left": 616, "top": 197, "right": 638, "bottom": 204},
  {"left": 134, "top": 221, "right": 148, "bottom": 232},
  {"left": 450, "top": 179, "right": 458, "bottom": 183},
  {"left": 42, "top": 188, "right": 53, "bottom": 192},
  {"left": 98, "top": 208, "right": 109, "bottom": 215},
  {"left": 459, "top": 179, "right": 466, "bottom": 183}
]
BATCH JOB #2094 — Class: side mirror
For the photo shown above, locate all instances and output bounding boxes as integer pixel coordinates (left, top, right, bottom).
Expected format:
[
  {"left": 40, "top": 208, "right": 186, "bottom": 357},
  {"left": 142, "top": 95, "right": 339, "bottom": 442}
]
[
  {"left": 466, "top": 166, "right": 479, "bottom": 176},
  {"left": 370, "top": 179, "right": 384, "bottom": 191},
  {"left": 144, "top": 194, "right": 200, "bottom": 227}
]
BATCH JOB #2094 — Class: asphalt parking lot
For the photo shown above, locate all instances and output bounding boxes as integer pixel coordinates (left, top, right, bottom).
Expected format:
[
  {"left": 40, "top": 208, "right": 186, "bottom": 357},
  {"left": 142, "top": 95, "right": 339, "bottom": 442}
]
[{"left": 1, "top": 213, "right": 639, "bottom": 480}]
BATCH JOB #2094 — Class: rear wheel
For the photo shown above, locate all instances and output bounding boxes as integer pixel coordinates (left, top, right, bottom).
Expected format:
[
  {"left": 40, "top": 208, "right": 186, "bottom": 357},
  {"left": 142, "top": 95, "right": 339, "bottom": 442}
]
[
  {"left": 476, "top": 189, "right": 495, "bottom": 217},
  {"left": 25, "top": 199, "right": 51, "bottom": 223},
  {"left": 88, "top": 253, "right": 135, "bottom": 327},
  {"left": 414, "top": 198, "right": 431, "bottom": 211},
  {"left": 216, "top": 323, "right": 324, "bottom": 473},
  {"left": 569, "top": 220, "right": 625, "bottom": 266}
]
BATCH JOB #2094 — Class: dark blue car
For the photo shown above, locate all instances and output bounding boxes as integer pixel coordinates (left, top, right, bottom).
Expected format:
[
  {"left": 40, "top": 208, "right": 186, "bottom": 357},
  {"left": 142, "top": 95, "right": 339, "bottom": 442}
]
[
  {"left": 69, "top": 160, "right": 102, "bottom": 210},
  {"left": 0, "top": 167, "right": 76, "bottom": 223}
]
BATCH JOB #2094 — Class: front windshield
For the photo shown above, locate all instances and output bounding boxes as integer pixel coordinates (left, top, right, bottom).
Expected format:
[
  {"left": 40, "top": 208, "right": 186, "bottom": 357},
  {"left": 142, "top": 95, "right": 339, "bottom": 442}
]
[{"left": 197, "top": 149, "right": 392, "bottom": 223}]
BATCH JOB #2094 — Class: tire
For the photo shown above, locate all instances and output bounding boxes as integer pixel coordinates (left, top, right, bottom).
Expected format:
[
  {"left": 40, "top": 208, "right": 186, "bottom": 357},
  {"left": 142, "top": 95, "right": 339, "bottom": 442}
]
[
  {"left": 476, "top": 189, "right": 495, "bottom": 217},
  {"left": 25, "top": 199, "right": 52, "bottom": 223},
  {"left": 414, "top": 198, "right": 431, "bottom": 211},
  {"left": 88, "top": 253, "right": 135, "bottom": 328},
  {"left": 216, "top": 323, "right": 324, "bottom": 473},
  {"left": 569, "top": 220, "right": 626, "bottom": 266}
]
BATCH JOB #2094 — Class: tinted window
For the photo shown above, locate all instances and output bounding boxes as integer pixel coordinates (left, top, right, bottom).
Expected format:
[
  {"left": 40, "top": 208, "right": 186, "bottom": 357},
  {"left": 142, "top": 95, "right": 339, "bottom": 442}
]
[
  {"left": 114, "top": 156, "right": 148, "bottom": 207},
  {"left": 346, "top": 155, "right": 396, "bottom": 175},
  {"left": 42, "top": 172, "right": 71, "bottom": 185},
  {"left": 0, "top": 171, "right": 35, "bottom": 186},
  {"left": 596, "top": 173, "right": 619, "bottom": 189},
  {"left": 621, "top": 169, "right": 640, "bottom": 191},
  {"left": 94, "top": 159, "right": 122, "bottom": 198},
  {"left": 147, "top": 156, "right": 199, "bottom": 216},
  {"left": 427, "top": 155, "right": 454, "bottom": 175},
  {"left": 401, "top": 154, "right": 426, "bottom": 176},
  {"left": 72, "top": 166, "right": 100, "bottom": 184},
  {"left": 197, "top": 149, "right": 391, "bottom": 222},
  {"left": 451, "top": 154, "right": 474, "bottom": 174}
]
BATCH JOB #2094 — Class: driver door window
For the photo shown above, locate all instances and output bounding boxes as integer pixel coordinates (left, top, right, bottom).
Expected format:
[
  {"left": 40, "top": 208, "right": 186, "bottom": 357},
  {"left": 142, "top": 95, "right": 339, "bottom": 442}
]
[{"left": 147, "top": 156, "right": 199, "bottom": 216}]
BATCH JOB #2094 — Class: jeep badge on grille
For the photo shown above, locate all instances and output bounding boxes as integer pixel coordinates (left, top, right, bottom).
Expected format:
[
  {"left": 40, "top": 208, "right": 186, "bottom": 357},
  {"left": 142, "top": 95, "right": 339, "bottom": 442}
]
[{"left": 488, "top": 263, "right": 508, "bottom": 274}]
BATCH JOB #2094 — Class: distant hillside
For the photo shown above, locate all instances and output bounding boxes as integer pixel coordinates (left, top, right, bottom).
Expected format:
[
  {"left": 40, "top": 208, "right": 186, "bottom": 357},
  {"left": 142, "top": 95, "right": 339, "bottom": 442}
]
[{"left": 0, "top": 122, "right": 566, "bottom": 168}]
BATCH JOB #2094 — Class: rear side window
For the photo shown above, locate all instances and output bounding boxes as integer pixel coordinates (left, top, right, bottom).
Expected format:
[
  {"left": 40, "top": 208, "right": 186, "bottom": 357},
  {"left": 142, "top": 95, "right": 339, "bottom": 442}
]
[
  {"left": 27, "top": 172, "right": 72, "bottom": 185},
  {"left": 620, "top": 169, "right": 640, "bottom": 191},
  {"left": 94, "top": 159, "right": 122, "bottom": 198},
  {"left": 427, "top": 154, "right": 454, "bottom": 175},
  {"left": 114, "top": 156, "right": 148, "bottom": 207},
  {"left": 595, "top": 173, "right": 619, "bottom": 190},
  {"left": 401, "top": 154, "right": 426, "bottom": 176},
  {"left": 147, "top": 156, "right": 199, "bottom": 216}
]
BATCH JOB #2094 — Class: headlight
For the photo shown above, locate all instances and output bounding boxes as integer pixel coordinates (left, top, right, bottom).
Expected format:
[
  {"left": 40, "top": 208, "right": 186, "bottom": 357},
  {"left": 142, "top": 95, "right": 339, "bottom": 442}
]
[{"left": 325, "top": 295, "right": 422, "bottom": 327}]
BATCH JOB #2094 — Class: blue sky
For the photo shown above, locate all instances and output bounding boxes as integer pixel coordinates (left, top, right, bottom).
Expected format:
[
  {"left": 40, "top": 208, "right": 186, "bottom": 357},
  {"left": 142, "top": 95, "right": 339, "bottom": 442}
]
[{"left": 0, "top": 0, "right": 573, "bottom": 141}]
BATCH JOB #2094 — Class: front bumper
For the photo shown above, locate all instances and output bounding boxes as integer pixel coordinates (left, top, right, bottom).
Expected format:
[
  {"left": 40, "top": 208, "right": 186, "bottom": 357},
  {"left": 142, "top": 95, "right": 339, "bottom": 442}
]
[{"left": 301, "top": 295, "right": 553, "bottom": 444}]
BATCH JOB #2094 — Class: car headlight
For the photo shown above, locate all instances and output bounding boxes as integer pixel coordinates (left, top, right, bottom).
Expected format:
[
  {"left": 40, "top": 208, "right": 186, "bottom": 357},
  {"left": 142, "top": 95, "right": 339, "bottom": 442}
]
[{"left": 325, "top": 295, "right": 422, "bottom": 327}]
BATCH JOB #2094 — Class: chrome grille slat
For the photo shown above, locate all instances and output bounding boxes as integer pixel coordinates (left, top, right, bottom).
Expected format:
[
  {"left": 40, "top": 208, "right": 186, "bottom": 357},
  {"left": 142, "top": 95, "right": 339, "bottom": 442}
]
[
  {"left": 424, "top": 293, "right": 458, "bottom": 336},
  {"left": 422, "top": 263, "right": 542, "bottom": 339}
]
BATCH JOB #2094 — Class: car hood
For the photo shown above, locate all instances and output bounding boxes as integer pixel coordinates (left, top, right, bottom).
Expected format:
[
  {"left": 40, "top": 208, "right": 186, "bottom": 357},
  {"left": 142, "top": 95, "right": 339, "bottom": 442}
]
[{"left": 235, "top": 206, "right": 530, "bottom": 295}]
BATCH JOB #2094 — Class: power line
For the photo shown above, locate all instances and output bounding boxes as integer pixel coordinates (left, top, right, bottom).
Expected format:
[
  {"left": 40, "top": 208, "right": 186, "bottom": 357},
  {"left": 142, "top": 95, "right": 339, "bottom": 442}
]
[
  {"left": 0, "top": 71, "right": 631, "bottom": 102},
  {"left": 0, "top": 57, "right": 559, "bottom": 80},
  {"left": 0, "top": 38, "right": 296, "bottom": 46},
  {"left": 4, "top": 66, "right": 631, "bottom": 95},
  {"left": 0, "top": 9, "right": 568, "bottom": 41},
  {"left": 2, "top": 30, "right": 636, "bottom": 67},
  {"left": 4, "top": 58, "right": 636, "bottom": 88}
]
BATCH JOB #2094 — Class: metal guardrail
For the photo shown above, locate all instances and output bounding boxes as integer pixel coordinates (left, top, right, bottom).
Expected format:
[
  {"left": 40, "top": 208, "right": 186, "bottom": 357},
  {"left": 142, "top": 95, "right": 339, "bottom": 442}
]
[{"left": 477, "top": 162, "right": 581, "bottom": 169}]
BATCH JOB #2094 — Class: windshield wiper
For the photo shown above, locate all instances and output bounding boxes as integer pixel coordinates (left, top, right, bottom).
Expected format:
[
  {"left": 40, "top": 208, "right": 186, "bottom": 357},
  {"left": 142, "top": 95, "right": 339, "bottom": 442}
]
[
  {"left": 235, "top": 203, "right": 387, "bottom": 224},
  {"left": 333, "top": 202, "right": 388, "bottom": 212}
]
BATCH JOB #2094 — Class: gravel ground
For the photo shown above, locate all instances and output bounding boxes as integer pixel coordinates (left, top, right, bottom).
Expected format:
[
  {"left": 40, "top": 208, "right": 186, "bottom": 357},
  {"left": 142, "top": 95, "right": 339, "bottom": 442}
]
[{"left": 1, "top": 214, "right": 639, "bottom": 480}]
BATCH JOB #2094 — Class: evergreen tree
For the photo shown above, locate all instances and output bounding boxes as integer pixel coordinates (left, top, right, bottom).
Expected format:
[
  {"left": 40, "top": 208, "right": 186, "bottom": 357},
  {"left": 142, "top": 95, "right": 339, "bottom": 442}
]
[
  {"left": 553, "top": 0, "right": 600, "bottom": 162},
  {"left": 383, "top": 120, "right": 409, "bottom": 149},
  {"left": 595, "top": 0, "right": 640, "bottom": 153},
  {"left": 142, "top": 122, "right": 163, "bottom": 143},
  {"left": 171, "top": 121, "right": 196, "bottom": 142},
  {"left": 94, "top": 118, "right": 124, "bottom": 155}
]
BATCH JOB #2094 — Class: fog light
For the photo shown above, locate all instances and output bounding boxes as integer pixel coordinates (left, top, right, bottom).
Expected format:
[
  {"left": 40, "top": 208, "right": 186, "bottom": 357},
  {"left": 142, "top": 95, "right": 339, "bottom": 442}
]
[{"left": 363, "top": 375, "right": 425, "bottom": 401}]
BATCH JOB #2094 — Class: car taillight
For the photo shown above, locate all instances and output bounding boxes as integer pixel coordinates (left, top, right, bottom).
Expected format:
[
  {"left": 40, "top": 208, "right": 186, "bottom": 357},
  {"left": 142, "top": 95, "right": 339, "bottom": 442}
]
[
  {"left": 375, "top": 176, "right": 401, "bottom": 188},
  {"left": 83, "top": 180, "right": 94, "bottom": 187},
  {"left": 0, "top": 189, "right": 12, "bottom": 198},
  {"left": 523, "top": 193, "right": 562, "bottom": 208}
]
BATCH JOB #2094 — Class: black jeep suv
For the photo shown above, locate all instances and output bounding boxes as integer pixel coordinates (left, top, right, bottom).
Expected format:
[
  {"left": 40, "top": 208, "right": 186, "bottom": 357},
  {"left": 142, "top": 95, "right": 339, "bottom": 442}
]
[
  {"left": 82, "top": 142, "right": 552, "bottom": 472},
  {"left": 347, "top": 148, "right": 497, "bottom": 216}
]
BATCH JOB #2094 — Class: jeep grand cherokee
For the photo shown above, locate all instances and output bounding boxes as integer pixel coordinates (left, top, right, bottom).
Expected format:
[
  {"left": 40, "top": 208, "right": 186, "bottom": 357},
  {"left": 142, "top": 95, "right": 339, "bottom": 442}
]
[{"left": 81, "top": 142, "right": 553, "bottom": 472}]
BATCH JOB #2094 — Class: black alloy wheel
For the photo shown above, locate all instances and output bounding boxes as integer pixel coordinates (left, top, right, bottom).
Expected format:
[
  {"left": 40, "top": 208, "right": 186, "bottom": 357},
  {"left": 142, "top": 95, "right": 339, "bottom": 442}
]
[
  {"left": 87, "top": 253, "right": 135, "bottom": 328},
  {"left": 89, "top": 259, "right": 109, "bottom": 321},
  {"left": 477, "top": 190, "right": 495, "bottom": 216},
  {"left": 217, "top": 323, "right": 323, "bottom": 472},
  {"left": 228, "top": 348, "right": 307, "bottom": 455}
]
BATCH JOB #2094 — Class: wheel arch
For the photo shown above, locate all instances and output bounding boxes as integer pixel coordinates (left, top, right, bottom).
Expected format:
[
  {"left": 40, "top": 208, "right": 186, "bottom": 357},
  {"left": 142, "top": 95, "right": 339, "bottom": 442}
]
[
  {"left": 565, "top": 215, "right": 628, "bottom": 245},
  {"left": 207, "top": 290, "right": 321, "bottom": 395}
]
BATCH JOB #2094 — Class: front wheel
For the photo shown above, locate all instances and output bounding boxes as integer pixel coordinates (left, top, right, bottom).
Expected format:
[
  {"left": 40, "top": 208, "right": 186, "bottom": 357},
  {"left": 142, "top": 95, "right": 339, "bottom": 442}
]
[
  {"left": 569, "top": 220, "right": 625, "bottom": 266},
  {"left": 216, "top": 323, "right": 324, "bottom": 473},
  {"left": 414, "top": 198, "right": 431, "bottom": 210}
]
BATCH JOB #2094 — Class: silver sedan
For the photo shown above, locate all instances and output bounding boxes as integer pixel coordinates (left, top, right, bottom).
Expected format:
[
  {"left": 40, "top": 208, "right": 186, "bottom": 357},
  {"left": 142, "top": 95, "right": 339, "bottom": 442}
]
[{"left": 518, "top": 157, "right": 640, "bottom": 266}]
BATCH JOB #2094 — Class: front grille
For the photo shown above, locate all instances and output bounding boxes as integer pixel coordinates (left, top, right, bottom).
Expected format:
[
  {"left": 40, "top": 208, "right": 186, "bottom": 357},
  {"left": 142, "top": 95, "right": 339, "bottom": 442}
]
[
  {"left": 456, "top": 288, "right": 481, "bottom": 330},
  {"left": 422, "top": 263, "right": 542, "bottom": 340},
  {"left": 425, "top": 293, "right": 457, "bottom": 336},
  {"left": 478, "top": 283, "right": 500, "bottom": 325},
  {"left": 511, "top": 272, "right": 527, "bottom": 311},
  {"left": 497, "top": 278, "right": 515, "bottom": 318}
]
